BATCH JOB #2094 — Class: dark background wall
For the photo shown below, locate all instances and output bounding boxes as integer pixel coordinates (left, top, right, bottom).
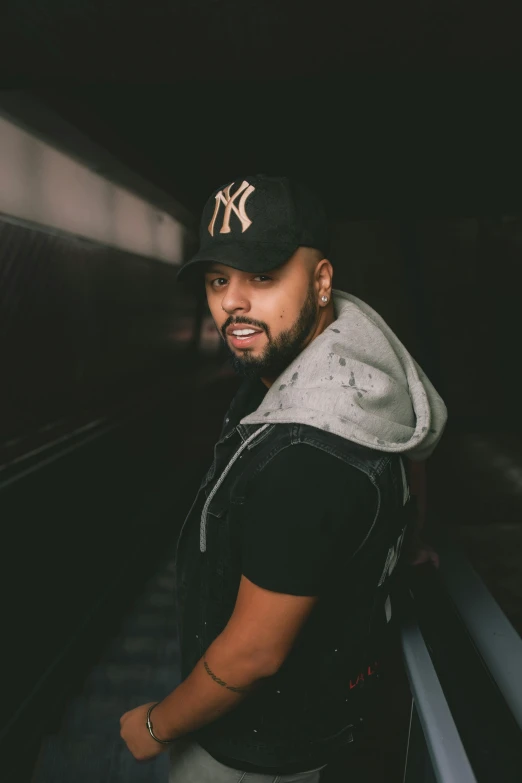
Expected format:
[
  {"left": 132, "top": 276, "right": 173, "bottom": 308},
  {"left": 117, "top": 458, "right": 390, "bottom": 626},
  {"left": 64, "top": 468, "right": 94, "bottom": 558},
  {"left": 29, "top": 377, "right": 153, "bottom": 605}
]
[{"left": 0, "top": 216, "right": 196, "bottom": 442}]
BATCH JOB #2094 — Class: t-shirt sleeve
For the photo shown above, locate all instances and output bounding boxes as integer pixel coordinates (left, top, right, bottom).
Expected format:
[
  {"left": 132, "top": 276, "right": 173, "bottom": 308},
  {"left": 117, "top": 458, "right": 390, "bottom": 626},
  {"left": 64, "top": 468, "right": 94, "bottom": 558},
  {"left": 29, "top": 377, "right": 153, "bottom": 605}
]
[{"left": 241, "top": 444, "right": 377, "bottom": 597}]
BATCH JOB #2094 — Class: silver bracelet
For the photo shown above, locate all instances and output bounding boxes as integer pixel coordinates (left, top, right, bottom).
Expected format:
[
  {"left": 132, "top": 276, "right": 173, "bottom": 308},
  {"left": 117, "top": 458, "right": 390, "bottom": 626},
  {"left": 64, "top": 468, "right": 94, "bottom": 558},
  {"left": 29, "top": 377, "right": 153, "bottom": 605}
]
[{"left": 146, "top": 703, "right": 175, "bottom": 745}]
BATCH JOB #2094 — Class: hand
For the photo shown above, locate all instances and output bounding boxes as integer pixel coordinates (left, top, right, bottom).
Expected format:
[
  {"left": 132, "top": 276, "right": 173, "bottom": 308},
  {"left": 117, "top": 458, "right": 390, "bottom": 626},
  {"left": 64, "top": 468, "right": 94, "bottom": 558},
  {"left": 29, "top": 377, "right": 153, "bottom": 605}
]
[
  {"left": 120, "top": 702, "right": 170, "bottom": 761},
  {"left": 409, "top": 537, "right": 440, "bottom": 569}
]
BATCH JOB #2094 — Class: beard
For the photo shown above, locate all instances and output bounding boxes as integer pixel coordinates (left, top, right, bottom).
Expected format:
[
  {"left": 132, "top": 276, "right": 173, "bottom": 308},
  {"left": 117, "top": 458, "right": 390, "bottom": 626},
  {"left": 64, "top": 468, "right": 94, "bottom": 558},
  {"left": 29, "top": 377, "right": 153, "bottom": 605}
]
[{"left": 221, "top": 281, "right": 319, "bottom": 380}]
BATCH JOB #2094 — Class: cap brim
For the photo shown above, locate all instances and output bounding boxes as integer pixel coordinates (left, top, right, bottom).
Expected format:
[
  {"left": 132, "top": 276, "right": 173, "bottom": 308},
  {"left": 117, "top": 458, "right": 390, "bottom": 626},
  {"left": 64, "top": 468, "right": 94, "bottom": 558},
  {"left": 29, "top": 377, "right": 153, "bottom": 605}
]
[{"left": 176, "top": 241, "right": 299, "bottom": 283}]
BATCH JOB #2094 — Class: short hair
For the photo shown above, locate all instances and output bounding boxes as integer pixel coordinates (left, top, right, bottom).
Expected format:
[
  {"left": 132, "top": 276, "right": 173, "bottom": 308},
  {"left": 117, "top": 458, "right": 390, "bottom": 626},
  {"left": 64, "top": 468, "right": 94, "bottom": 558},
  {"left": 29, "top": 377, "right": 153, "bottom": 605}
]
[{"left": 299, "top": 246, "right": 328, "bottom": 276}]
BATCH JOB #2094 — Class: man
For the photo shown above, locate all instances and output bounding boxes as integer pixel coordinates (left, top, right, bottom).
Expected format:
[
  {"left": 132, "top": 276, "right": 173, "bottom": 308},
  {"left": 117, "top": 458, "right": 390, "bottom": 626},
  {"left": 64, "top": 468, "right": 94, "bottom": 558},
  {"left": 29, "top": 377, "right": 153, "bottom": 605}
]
[{"left": 120, "top": 175, "right": 447, "bottom": 781}]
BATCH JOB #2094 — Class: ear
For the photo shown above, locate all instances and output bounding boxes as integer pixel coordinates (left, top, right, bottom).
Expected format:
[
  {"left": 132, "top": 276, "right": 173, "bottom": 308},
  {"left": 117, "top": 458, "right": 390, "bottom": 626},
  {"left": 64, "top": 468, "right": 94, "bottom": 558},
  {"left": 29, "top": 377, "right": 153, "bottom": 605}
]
[{"left": 316, "top": 257, "right": 333, "bottom": 291}]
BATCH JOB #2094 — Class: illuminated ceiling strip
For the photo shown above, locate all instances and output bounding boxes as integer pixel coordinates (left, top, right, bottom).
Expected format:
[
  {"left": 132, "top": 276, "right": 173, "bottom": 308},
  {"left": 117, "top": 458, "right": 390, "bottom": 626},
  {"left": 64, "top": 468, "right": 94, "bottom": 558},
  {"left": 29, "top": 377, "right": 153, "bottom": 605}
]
[{"left": 0, "top": 114, "right": 185, "bottom": 265}]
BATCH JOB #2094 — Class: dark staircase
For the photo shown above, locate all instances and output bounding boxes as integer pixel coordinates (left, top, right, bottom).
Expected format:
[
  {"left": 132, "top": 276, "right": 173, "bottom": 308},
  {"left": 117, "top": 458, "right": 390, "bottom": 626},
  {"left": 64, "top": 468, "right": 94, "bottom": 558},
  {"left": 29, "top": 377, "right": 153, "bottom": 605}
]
[{"left": 31, "top": 556, "right": 181, "bottom": 783}]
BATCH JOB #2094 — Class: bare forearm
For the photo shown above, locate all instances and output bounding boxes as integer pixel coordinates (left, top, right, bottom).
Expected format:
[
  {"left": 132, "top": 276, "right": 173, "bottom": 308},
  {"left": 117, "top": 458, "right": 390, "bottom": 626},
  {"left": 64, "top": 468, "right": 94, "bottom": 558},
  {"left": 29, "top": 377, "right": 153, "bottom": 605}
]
[{"left": 150, "top": 633, "right": 275, "bottom": 742}]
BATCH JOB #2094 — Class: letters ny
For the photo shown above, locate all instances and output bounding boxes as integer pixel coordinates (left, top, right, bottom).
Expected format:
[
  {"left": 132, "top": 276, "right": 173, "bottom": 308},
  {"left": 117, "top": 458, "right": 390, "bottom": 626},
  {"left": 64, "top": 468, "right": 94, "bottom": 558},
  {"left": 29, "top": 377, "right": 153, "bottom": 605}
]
[{"left": 208, "top": 181, "right": 256, "bottom": 236}]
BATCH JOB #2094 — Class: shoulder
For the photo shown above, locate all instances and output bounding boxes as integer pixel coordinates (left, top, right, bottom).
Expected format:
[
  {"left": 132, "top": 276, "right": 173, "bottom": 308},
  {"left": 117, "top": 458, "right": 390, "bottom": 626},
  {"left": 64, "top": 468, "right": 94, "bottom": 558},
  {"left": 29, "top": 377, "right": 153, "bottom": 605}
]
[
  {"left": 241, "top": 440, "right": 379, "bottom": 594},
  {"left": 252, "top": 439, "right": 377, "bottom": 506}
]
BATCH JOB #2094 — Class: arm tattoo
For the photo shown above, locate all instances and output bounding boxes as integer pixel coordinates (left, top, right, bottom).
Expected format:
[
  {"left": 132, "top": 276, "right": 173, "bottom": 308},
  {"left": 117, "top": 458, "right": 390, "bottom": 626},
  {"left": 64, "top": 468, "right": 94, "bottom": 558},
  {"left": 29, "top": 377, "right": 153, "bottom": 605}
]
[{"left": 203, "top": 659, "right": 255, "bottom": 693}]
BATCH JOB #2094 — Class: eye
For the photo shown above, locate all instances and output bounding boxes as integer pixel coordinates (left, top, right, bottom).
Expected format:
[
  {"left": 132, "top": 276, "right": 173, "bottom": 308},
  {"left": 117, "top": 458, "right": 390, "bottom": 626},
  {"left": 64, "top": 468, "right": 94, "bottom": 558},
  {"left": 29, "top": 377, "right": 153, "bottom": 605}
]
[
  {"left": 210, "top": 277, "right": 227, "bottom": 288},
  {"left": 254, "top": 275, "right": 272, "bottom": 282}
]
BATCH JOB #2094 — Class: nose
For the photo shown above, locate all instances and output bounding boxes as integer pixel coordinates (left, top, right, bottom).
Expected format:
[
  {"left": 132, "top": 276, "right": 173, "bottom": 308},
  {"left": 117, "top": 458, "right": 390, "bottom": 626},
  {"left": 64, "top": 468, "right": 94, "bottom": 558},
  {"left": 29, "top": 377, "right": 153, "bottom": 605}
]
[{"left": 220, "top": 280, "right": 250, "bottom": 315}]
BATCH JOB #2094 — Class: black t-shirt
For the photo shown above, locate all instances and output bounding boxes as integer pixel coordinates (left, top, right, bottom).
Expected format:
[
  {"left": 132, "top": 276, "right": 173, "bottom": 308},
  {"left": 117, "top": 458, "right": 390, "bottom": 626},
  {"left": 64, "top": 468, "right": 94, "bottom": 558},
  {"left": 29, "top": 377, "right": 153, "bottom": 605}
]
[
  {"left": 241, "top": 444, "right": 377, "bottom": 597},
  {"left": 204, "top": 377, "right": 378, "bottom": 774},
  {"left": 228, "top": 377, "right": 377, "bottom": 598}
]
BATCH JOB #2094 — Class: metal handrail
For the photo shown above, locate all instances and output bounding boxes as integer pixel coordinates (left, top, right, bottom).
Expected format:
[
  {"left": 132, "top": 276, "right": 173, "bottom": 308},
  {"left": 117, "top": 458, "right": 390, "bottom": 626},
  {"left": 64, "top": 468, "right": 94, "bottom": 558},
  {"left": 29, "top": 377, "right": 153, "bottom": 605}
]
[
  {"left": 401, "top": 618, "right": 478, "bottom": 783},
  {"left": 436, "top": 543, "right": 522, "bottom": 733}
]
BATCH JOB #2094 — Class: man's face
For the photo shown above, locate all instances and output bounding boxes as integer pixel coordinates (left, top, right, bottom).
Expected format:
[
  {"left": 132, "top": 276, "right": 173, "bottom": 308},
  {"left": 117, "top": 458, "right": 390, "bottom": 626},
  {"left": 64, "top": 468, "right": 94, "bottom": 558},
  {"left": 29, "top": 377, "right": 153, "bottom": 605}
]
[{"left": 204, "top": 249, "right": 320, "bottom": 382}]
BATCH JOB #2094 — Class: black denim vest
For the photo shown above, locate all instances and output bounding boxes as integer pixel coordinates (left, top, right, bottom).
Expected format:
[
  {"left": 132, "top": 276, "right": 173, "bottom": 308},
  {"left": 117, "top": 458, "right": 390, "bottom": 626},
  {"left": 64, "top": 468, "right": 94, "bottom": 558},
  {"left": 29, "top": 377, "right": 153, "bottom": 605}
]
[{"left": 174, "top": 378, "right": 413, "bottom": 771}]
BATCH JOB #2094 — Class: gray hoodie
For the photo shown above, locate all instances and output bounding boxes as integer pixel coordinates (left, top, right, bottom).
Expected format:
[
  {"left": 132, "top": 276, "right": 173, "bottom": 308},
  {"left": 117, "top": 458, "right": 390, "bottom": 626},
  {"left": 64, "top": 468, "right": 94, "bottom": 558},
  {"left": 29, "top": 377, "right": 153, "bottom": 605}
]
[
  {"left": 199, "top": 289, "right": 447, "bottom": 551},
  {"left": 240, "top": 289, "right": 448, "bottom": 462}
]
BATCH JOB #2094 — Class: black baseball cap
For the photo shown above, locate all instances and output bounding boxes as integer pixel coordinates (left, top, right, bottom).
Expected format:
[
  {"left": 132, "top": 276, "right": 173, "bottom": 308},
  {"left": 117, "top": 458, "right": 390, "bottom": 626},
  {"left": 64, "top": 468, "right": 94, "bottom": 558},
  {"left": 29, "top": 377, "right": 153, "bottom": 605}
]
[{"left": 176, "top": 175, "right": 330, "bottom": 283}]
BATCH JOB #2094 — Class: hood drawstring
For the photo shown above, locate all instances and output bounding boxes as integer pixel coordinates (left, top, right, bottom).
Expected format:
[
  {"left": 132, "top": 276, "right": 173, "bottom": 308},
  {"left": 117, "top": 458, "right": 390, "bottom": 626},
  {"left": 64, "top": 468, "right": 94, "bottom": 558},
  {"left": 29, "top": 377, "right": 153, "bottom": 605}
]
[{"left": 200, "top": 424, "right": 270, "bottom": 553}]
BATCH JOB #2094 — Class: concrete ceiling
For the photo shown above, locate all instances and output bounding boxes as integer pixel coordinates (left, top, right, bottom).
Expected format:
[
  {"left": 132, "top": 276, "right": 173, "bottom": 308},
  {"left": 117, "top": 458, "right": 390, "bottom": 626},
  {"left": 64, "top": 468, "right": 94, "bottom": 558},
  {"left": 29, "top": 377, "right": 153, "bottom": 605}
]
[
  {"left": 4, "top": 2, "right": 522, "bottom": 219},
  {"left": 4, "top": 1, "right": 520, "bottom": 79},
  {"left": 37, "top": 79, "right": 522, "bottom": 220}
]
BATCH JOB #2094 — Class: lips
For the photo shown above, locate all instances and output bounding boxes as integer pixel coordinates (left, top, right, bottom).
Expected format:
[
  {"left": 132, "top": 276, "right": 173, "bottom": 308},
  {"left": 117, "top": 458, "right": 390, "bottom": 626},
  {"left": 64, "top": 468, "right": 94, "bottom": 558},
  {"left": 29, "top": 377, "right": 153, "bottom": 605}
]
[{"left": 226, "top": 326, "right": 264, "bottom": 348}]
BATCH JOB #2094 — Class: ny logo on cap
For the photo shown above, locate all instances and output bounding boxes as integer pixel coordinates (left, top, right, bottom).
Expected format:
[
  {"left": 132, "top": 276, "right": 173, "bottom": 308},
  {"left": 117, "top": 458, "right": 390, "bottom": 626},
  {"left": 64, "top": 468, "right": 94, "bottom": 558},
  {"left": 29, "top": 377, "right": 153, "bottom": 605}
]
[{"left": 208, "top": 180, "right": 255, "bottom": 236}]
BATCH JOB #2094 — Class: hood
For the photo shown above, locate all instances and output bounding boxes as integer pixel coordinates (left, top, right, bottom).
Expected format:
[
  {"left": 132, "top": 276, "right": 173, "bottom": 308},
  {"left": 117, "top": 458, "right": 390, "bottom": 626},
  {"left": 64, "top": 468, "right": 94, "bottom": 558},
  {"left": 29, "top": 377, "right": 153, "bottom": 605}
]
[{"left": 240, "top": 289, "right": 448, "bottom": 461}]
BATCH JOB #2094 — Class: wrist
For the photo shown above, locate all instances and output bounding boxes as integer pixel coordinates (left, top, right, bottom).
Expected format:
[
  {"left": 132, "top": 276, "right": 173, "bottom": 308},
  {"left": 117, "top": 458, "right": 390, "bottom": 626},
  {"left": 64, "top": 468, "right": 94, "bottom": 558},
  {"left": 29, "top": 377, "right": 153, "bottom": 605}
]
[{"left": 146, "top": 703, "right": 178, "bottom": 745}]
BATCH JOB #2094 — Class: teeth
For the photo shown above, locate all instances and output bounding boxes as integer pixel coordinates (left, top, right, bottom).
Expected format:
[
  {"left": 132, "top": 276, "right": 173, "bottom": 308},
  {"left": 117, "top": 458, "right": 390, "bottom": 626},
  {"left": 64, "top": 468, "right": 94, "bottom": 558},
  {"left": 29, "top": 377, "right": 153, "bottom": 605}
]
[{"left": 232, "top": 329, "right": 256, "bottom": 336}]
